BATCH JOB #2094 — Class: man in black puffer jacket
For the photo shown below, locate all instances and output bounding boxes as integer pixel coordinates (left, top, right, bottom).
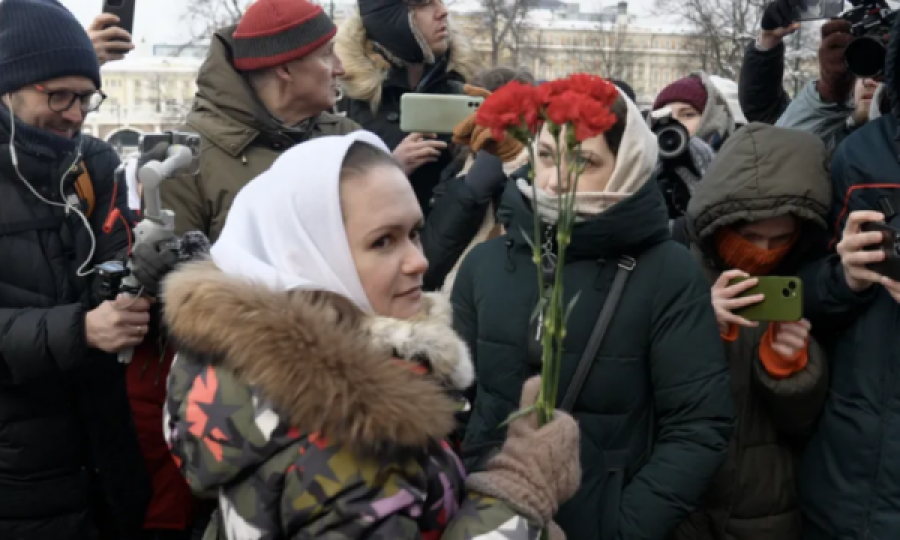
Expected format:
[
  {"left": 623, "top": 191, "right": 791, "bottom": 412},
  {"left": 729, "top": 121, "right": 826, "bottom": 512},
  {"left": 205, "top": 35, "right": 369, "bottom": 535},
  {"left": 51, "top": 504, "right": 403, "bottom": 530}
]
[{"left": 0, "top": 1, "right": 151, "bottom": 539}]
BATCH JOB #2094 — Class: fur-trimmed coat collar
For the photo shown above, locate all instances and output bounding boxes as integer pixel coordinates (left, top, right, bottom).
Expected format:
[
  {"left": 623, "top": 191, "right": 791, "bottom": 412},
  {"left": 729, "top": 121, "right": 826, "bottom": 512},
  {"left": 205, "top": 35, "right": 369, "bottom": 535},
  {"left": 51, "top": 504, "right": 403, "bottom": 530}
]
[
  {"left": 335, "top": 13, "right": 479, "bottom": 111},
  {"left": 162, "top": 260, "right": 473, "bottom": 458}
]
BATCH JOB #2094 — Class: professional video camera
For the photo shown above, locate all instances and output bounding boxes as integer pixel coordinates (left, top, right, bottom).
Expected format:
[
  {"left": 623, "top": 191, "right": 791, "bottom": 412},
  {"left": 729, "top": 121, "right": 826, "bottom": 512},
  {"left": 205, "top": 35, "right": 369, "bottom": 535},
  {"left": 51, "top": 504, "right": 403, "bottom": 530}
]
[
  {"left": 649, "top": 108, "right": 694, "bottom": 218},
  {"left": 96, "top": 130, "right": 199, "bottom": 364},
  {"left": 841, "top": 0, "right": 897, "bottom": 79}
]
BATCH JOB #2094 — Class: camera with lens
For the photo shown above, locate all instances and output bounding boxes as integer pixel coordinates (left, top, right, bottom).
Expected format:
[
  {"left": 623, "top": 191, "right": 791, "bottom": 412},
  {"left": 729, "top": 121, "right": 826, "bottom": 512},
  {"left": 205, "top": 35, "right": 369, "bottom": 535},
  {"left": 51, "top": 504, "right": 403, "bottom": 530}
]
[
  {"left": 841, "top": 0, "right": 897, "bottom": 79},
  {"left": 649, "top": 108, "right": 693, "bottom": 218},
  {"left": 649, "top": 108, "right": 690, "bottom": 160}
]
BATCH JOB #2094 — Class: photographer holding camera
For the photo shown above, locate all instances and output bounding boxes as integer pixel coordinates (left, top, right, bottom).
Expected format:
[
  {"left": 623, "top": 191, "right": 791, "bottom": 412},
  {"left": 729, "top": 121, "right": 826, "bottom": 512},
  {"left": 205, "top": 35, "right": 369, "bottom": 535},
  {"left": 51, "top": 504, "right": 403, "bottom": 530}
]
[
  {"left": 738, "top": 0, "right": 884, "bottom": 148},
  {"left": 794, "top": 9, "right": 900, "bottom": 539},
  {"left": 648, "top": 107, "right": 716, "bottom": 224}
]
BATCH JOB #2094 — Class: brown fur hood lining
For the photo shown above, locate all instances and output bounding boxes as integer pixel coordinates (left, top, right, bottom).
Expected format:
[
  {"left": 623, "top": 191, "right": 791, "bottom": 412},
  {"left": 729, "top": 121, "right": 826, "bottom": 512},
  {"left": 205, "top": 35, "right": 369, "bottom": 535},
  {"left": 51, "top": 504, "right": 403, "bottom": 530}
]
[
  {"left": 336, "top": 13, "right": 479, "bottom": 110},
  {"left": 162, "top": 260, "right": 473, "bottom": 454}
]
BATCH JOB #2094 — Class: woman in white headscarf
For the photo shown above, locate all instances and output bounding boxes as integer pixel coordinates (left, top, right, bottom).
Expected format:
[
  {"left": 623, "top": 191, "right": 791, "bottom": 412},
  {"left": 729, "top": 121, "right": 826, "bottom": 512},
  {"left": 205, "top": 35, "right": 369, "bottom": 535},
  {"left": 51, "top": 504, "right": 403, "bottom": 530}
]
[{"left": 160, "top": 131, "right": 580, "bottom": 540}]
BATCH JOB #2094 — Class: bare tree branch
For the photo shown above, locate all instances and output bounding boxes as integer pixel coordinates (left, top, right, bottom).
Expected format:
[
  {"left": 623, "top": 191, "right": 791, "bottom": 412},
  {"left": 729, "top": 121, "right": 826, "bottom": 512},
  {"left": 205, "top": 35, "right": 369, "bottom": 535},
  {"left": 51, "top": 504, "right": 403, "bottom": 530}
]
[
  {"left": 174, "top": 0, "right": 251, "bottom": 52},
  {"left": 477, "top": 0, "right": 535, "bottom": 66},
  {"left": 566, "top": 20, "right": 629, "bottom": 79},
  {"left": 657, "top": 0, "right": 766, "bottom": 78},
  {"left": 784, "top": 22, "right": 820, "bottom": 95}
]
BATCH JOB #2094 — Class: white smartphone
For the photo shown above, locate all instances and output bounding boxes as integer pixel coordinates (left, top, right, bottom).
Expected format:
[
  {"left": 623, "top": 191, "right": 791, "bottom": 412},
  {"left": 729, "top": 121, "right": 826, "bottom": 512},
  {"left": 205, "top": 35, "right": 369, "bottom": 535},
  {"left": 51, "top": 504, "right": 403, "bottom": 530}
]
[{"left": 400, "top": 93, "right": 484, "bottom": 134}]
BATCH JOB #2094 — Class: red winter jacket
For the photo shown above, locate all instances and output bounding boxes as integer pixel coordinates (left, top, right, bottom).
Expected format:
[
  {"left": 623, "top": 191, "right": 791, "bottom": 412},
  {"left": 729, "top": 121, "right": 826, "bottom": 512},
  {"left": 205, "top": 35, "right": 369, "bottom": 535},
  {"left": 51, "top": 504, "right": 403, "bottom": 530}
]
[{"left": 126, "top": 330, "right": 196, "bottom": 530}]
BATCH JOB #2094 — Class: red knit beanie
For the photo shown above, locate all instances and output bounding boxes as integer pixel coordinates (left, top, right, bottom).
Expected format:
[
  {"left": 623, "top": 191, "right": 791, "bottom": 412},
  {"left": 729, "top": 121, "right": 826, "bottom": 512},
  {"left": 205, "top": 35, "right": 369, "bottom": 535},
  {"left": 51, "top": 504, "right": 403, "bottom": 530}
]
[
  {"left": 653, "top": 76, "right": 708, "bottom": 113},
  {"left": 232, "top": 0, "right": 337, "bottom": 71}
]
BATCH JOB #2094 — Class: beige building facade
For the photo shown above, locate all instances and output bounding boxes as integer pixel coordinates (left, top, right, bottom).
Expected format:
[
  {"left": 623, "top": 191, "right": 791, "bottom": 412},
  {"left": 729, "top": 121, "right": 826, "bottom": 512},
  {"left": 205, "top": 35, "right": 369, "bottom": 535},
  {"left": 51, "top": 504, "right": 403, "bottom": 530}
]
[
  {"left": 84, "top": 56, "right": 202, "bottom": 152},
  {"left": 453, "top": 2, "right": 708, "bottom": 106}
]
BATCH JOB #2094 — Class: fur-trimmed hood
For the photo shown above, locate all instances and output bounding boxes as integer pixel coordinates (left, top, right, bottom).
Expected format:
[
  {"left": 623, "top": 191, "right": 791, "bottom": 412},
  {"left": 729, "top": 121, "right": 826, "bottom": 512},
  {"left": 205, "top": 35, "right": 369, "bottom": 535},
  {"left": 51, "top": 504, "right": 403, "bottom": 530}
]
[
  {"left": 162, "top": 260, "right": 472, "bottom": 479},
  {"left": 335, "top": 13, "right": 479, "bottom": 111}
]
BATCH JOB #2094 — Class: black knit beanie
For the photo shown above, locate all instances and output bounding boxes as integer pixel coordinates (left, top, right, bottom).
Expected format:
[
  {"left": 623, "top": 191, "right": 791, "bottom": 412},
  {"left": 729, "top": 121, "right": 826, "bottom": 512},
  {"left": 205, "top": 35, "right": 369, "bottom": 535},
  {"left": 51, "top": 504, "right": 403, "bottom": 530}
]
[
  {"left": 0, "top": 0, "right": 102, "bottom": 96},
  {"left": 358, "top": 0, "right": 431, "bottom": 64}
]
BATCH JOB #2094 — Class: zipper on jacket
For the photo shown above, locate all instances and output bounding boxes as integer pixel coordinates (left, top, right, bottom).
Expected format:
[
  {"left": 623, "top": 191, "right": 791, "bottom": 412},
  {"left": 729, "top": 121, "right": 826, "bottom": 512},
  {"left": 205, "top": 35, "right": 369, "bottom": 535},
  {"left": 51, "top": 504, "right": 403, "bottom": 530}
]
[
  {"left": 533, "top": 224, "right": 556, "bottom": 346},
  {"left": 540, "top": 224, "right": 556, "bottom": 279}
]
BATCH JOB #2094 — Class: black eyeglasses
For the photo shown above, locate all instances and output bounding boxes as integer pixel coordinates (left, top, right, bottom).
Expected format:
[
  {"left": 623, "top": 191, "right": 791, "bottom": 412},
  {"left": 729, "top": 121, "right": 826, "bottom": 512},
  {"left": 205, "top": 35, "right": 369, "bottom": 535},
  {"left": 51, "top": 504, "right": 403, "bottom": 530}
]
[{"left": 33, "top": 84, "right": 106, "bottom": 114}]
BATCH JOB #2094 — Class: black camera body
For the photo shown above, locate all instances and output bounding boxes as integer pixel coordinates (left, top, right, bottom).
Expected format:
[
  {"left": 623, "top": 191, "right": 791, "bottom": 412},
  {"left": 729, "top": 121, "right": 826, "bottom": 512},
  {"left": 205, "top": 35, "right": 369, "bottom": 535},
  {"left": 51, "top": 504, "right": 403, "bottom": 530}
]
[
  {"left": 649, "top": 109, "right": 690, "bottom": 160},
  {"left": 139, "top": 131, "right": 201, "bottom": 155},
  {"left": 841, "top": 0, "right": 897, "bottom": 78},
  {"left": 649, "top": 109, "right": 695, "bottom": 218}
]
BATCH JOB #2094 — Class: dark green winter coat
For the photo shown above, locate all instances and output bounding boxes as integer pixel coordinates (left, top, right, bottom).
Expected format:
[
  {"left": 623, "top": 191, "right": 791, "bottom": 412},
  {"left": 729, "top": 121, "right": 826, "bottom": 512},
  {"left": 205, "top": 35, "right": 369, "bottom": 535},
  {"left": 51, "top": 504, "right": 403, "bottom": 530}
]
[
  {"left": 676, "top": 123, "right": 831, "bottom": 540},
  {"left": 452, "top": 172, "right": 734, "bottom": 540}
]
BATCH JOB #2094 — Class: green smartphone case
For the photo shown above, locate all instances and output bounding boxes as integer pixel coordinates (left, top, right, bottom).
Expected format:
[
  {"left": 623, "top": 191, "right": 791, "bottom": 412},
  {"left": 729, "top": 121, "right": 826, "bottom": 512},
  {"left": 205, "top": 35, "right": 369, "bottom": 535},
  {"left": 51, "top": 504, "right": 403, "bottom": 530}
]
[{"left": 730, "top": 276, "right": 803, "bottom": 322}]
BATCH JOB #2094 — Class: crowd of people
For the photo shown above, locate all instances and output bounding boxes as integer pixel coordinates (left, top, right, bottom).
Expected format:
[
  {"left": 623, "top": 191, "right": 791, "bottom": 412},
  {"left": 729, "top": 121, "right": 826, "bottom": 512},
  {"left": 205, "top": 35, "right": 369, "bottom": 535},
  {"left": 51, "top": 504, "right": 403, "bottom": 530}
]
[{"left": 3, "top": 0, "right": 900, "bottom": 538}]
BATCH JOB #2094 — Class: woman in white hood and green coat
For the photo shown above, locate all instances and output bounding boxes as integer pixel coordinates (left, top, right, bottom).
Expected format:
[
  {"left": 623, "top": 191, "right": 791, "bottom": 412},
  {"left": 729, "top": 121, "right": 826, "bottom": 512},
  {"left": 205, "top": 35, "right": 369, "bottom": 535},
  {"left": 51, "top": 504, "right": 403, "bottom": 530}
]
[{"left": 452, "top": 87, "right": 735, "bottom": 540}]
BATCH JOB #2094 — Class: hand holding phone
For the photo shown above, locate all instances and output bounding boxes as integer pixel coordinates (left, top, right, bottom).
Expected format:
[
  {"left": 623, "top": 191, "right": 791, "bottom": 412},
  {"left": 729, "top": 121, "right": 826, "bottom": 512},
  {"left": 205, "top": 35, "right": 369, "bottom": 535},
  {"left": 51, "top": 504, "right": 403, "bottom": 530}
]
[
  {"left": 393, "top": 133, "right": 447, "bottom": 175},
  {"left": 88, "top": 12, "right": 134, "bottom": 65},
  {"left": 769, "top": 319, "right": 811, "bottom": 358},
  {"left": 712, "top": 269, "right": 764, "bottom": 333},
  {"left": 729, "top": 274, "right": 803, "bottom": 323},
  {"left": 860, "top": 220, "right": 900, "bottom": 282}
]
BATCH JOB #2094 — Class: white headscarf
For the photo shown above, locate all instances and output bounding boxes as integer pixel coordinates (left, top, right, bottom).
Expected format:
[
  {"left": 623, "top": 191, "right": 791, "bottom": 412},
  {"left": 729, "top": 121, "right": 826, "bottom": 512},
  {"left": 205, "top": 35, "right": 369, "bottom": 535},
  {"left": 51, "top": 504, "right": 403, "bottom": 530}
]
[{"left": 209, "top": 130, "right": 390, "bottom": 312}]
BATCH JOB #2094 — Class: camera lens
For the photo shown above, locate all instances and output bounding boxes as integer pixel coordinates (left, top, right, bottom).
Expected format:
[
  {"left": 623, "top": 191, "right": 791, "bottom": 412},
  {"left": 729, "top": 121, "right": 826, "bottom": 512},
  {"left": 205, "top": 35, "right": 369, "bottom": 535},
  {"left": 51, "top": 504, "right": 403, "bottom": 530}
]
[
  {"left": 845, "top": 35, "right": 887, "bottom": 79},
  {"left": 657, "top": 125, "right": 688, "bottom": 159},
  {"left": 782, "top": 288, "right": 791, "bottom": 298}
]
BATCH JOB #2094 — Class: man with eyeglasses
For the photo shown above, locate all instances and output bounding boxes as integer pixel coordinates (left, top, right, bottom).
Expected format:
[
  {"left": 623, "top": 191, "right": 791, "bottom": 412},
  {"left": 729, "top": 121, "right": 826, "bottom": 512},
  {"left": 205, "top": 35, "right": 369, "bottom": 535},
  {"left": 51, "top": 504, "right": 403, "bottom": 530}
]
[{"left": 0, "top": 1, "right": 151, "bottom": 539}]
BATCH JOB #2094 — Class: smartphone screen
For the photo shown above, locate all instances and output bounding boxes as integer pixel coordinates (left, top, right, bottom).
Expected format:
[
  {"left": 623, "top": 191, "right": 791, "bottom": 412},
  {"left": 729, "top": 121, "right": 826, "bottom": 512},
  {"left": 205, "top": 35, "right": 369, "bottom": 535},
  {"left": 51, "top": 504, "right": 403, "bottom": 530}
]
[{"left": 796, "top": 0, "right": 845, "bottom": 21}]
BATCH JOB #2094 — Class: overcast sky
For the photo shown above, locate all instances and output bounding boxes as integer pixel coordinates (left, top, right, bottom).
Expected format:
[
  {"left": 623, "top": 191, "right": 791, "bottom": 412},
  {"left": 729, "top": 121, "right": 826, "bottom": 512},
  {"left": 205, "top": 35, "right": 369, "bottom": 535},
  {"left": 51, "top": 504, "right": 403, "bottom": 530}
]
[{"left": 62, "top": 0, "right": 658, "bottom": 45}]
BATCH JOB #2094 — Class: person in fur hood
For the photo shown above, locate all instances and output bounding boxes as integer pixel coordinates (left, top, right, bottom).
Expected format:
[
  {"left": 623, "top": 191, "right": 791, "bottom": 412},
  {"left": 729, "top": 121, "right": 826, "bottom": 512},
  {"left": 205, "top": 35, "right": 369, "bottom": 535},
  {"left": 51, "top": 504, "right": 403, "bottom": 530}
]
[
  {"left": 335, "top": 0, "right": 478, "bottom": 215},
  {"left": 162, "top": 131, "right": 580, "bottom": 540}
]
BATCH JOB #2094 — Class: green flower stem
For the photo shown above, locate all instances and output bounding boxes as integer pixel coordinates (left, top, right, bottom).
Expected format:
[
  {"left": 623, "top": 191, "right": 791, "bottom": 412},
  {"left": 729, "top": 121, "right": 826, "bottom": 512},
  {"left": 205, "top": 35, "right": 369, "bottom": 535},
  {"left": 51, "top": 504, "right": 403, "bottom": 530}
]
[{"left": 515, "top": 122, "right": 584, "bottom": 428}]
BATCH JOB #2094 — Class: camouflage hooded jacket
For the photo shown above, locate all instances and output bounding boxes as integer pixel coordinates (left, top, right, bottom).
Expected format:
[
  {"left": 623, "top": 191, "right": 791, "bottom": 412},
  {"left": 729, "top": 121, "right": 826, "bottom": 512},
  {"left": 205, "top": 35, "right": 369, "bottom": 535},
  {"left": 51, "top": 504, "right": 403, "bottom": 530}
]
[{"left": 162, "top": 261, "right": 544, "bottom": 540}]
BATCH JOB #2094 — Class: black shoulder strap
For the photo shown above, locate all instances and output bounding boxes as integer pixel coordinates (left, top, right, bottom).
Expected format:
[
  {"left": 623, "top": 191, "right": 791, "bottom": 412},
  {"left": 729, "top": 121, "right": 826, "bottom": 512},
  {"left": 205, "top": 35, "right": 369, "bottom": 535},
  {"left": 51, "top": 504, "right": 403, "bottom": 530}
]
[{"left": 560, "top": 256, "right": 636, "bottom": 412}]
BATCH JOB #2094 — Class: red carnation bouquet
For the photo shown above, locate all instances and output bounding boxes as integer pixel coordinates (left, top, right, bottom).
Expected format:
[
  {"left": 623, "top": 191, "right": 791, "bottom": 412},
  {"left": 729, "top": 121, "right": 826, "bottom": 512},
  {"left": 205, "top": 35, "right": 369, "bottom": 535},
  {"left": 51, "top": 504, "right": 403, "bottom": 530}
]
[{"left": 475, "top": 74, "right": 620, "bottom": 427}]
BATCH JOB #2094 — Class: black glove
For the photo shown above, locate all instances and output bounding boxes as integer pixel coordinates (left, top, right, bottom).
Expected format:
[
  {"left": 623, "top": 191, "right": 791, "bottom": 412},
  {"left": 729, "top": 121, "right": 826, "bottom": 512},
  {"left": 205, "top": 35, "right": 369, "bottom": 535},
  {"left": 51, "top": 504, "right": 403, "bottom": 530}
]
[
  {"left": 760, "top": 0, "right": 806, "bottom": 31},
  {"left": 464, "top": 152, "right": 506, "bottom": 201},
  {"left": 131, "top": 237, "right": 179, "bottom": 296}
]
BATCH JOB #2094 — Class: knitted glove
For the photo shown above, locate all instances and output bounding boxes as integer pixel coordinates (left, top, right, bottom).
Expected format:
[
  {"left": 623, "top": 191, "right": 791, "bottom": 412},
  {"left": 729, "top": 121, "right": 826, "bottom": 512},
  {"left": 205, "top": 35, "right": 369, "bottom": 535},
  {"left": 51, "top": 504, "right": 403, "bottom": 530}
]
[
  {"left": 453, "top": 84, "right": 525, "bottom": 162},
  {"left": 466, "top": 377, "right": 581, "bottom": 532},
  {"left": 131, "top": 236, "right": 179, "bottom": 297},
  {"left": 817, "top": 19, "right": 854, "bottom": 104}
]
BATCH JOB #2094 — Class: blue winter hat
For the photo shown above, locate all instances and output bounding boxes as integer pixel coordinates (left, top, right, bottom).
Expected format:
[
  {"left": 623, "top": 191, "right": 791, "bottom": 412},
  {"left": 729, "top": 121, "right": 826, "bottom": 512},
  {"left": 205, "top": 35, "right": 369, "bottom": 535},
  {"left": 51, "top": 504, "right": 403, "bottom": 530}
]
[{"left": 0, "top": 0, "right": 102, "bottom": 97}]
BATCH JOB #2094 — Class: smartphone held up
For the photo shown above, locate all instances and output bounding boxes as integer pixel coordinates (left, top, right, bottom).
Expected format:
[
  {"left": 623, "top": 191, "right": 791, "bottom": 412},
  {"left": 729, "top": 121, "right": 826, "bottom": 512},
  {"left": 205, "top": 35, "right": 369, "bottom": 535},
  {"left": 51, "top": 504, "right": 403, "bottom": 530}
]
[
  {"left": 102, "top": 0, "right": 135, "bottom": 37},
  {"left": 861, "top": 221, "right": 900, "bottom": 282},
  {"left": 729, "top": 276, "right": 803, "bottom": 322}
]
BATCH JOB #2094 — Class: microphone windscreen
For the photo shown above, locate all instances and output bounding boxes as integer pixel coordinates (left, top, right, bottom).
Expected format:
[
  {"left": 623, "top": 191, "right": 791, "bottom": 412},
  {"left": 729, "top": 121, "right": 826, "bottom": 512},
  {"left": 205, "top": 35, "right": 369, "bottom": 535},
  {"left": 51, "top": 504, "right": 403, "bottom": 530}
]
[{"left": 178, "top": 231, "right": 211, "bottom": 262}]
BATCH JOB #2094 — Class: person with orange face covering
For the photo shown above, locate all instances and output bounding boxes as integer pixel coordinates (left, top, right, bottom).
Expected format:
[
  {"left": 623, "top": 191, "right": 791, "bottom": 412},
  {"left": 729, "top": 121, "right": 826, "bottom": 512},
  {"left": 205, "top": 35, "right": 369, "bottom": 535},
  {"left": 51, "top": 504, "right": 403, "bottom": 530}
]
[{"left": 675, "top": 122, "right": 831, "bottom": 540}]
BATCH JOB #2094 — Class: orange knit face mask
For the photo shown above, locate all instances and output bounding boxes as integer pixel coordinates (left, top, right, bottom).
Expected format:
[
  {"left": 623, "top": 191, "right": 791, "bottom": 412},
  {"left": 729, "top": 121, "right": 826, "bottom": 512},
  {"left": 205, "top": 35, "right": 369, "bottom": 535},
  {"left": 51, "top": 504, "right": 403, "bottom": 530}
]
[{"left": 714, "top": 227, "right": 799, "bottom": 275}]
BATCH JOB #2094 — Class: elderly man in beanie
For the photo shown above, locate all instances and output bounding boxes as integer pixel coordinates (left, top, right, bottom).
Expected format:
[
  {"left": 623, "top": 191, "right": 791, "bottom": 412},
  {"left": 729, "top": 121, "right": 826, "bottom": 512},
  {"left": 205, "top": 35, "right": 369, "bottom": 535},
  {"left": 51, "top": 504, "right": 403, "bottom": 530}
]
[
  {"left": 161, "top": 0, "right": 358, "bottom": 241},
  {"left": 0, "top": 0, "right": 152, "bottom": 539}
]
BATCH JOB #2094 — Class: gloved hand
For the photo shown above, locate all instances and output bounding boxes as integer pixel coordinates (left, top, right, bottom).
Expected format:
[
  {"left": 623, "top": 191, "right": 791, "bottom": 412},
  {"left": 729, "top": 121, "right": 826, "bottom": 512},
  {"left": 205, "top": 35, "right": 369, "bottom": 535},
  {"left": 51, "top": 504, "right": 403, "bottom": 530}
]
[
  {"left": 760, "top": 0, "right": 805, "bottom": 31},
  {"left": 465, "top": 152, "right": 507, "bottom": 201},
  {"left": 130, "top": 237, "right": 179, "bottom": 297},
  {"left": 466, "top": 377, "right": 581, "bottom": 538},
  {"left": 817, "top": 19, "right": 854, "bottom": 104},
  {"left": 453, "top": 84, "right": 524, "bottom": 162}
]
